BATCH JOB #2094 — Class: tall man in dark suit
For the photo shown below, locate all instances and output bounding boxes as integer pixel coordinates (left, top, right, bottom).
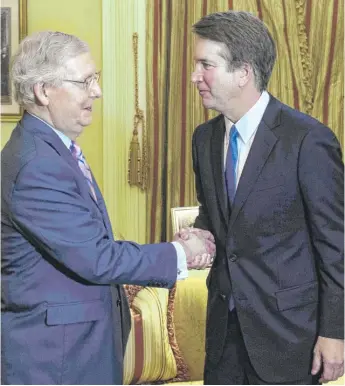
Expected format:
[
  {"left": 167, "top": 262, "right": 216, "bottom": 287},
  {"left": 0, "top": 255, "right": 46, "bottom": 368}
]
[
  {"left": 1, "top": 31, "right": 215, "bottom": 385},
  {"left": 190, "top": 10, "right": 344, "bottom": 385}
]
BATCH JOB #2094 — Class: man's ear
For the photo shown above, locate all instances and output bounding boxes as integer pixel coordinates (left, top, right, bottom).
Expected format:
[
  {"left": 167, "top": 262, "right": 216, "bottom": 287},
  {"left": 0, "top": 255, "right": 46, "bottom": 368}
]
[
  {"left": 33, "top": 83, "right": 49, "bottom": 106},
  {"left": 238, "top": 63, "right": 253, "bottom": 88}
]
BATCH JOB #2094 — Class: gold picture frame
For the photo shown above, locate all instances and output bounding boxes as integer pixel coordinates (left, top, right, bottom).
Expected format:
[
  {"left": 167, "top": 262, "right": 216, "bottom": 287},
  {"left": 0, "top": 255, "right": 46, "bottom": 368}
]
[
  {"left": 171, "top": 206, "right": 199, "bottom": 235},
  {"left": 1, "top": 0, "right": 27, "bottom": 122}
]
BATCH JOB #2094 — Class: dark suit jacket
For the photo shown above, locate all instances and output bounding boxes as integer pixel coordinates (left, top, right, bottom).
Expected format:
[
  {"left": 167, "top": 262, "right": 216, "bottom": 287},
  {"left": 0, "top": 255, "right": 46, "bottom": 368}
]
[
  {"left": 1, "top": 112, "right": 177, "bottom": 384},
  {"left": 192, "top": 95, "right": 344, "bottom": 383}
]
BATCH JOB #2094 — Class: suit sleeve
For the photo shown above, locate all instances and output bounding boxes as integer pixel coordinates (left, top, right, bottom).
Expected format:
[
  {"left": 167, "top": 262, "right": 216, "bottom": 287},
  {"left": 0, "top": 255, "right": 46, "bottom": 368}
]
[
  {"left": 10, "top": 157, "right": 177, "bottom": 287},
  {"left": 192, "top": 128, "right": 211, "bottom": 231},
  {"left": 298, "top": 125, "right": 344, "bottom": 339}
]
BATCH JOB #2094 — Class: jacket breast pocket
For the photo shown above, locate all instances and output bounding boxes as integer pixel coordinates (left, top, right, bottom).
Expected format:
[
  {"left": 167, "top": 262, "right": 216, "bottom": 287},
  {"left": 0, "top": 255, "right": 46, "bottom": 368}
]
[
  {"left": 275, "top": 281, "right": 318, "bottom": 311},
  {"left": 46, "top": 300, "right": 106, "bottom": 325}
]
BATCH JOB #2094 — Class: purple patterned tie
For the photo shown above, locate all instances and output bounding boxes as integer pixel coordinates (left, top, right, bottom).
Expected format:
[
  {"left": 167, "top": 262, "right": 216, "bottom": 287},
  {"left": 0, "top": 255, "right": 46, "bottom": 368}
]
[{"left": 69, "top": 141, "right": 97, "bottom": 201}]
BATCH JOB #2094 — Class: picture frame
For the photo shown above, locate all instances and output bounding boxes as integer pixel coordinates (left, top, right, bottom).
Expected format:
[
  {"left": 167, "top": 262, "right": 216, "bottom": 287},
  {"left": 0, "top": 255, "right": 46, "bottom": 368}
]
[
  {"left": 1, "top": 0, "right": 27, "bottom": 122},
  {"left": 171, "top": 206, "right": 199, "bottom": 235}
]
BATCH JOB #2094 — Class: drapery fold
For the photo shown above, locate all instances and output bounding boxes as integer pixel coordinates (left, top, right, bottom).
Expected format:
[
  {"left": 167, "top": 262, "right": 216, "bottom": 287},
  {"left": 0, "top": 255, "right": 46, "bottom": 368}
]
[
  {"left": 146, "top": 0, "right": 344, "bottom": 243},
  {"left": 102, "top": 0, "right": 147, "bottom": 243}
]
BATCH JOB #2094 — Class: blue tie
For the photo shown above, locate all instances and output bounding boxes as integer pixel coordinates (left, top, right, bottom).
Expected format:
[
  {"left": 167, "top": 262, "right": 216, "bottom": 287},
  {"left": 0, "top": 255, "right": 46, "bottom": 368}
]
[
  {"left": 225, "top": 125, "right": 238, "bottom": 206},
  {"left": 225, "top": 125, "right": 238, "bottom": 311}
]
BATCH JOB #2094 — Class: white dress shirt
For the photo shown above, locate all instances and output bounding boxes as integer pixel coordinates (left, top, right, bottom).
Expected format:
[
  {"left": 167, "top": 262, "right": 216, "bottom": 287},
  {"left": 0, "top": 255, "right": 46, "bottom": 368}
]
[
  {"left": 27, "top": 112, "right": 188, "bottom": 280},
  {"left": 224, "top": 91, "right": 270, "bottom": 187}
]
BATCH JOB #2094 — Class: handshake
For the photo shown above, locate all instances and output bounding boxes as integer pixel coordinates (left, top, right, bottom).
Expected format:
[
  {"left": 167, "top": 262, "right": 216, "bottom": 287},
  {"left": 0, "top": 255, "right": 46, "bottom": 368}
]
[{"left": 173, "top": 228, "right": 216, "bottom": 269}]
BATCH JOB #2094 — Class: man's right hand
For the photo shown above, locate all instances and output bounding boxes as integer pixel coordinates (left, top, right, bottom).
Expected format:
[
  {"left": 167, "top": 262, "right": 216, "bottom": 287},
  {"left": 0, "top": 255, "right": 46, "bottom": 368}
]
[{"left": 174, "top": 228, "right": 216, "bottom": 269}]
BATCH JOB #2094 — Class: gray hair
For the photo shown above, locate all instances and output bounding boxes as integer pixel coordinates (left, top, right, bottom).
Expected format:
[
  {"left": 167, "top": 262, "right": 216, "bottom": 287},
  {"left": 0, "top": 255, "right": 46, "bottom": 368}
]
[
  {"left": 11, "top": 31, "right": 90, "bottom": 106},
  {"left": 192, "top": 11, "right": 276, "bottom": 92}
]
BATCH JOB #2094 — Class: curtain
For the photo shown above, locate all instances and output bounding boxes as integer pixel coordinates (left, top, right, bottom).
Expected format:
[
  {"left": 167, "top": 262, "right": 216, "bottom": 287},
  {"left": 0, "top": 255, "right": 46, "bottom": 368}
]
[
  {"left": 102, "top": 0, "right": 147, "bottom": 243},
  {"left": 146, "top": 0, "right": 344, "bottom": 243}
]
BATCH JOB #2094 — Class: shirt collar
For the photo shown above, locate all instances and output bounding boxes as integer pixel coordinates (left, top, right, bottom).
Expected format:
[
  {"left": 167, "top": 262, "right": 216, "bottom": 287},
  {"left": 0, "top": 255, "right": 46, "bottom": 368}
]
[
  {"left": 224, "top": 90, "right": 270, "bottom": 144},
  {"left": 27, "top": 112, "right": 72, "bottom": 149}
]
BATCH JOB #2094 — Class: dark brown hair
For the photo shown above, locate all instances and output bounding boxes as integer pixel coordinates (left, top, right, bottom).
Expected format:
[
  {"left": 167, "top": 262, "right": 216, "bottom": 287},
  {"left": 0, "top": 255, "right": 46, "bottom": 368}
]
[{"left": 193, "top": 11, "right": 276, "bottom": 92}]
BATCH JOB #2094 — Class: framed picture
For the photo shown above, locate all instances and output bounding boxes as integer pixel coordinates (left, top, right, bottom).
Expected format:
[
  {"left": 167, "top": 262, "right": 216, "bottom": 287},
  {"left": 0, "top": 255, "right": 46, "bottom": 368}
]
[
  {"left": 1, "top": 0, "right": 27, "bottom": 122},
  {"left": 171, "top": 206, "right": 199, "bottom": 235}
]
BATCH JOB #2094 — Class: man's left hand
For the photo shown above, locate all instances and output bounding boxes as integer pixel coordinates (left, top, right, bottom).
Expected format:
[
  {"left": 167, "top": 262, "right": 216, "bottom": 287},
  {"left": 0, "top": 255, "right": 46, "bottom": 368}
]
[{"left": 311, "top": 336, "right": 344, "bottom": 383}]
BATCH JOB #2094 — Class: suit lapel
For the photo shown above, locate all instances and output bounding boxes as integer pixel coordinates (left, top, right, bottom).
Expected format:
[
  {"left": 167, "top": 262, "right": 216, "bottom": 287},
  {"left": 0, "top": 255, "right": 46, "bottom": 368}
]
[
  {"left": 92, "top": 178, "right": 114, "bottom": 235},
  {"left": 210, "top": 117, "right": 229, "bottom": 227},
  {"left": 48, "top": 136, "right": 99, "bottom": 207},
  {"left": 21, "top": 112, "right": 100, "bottom": 209},
  {"left": 228, "top": 96, "right": 281, "bottom": 230},
  {"left": 87, "top": 175, "right": 99, "bottom": 206},
  {"left": 20, "top": 112, "right": 81, "bottom": 175}
]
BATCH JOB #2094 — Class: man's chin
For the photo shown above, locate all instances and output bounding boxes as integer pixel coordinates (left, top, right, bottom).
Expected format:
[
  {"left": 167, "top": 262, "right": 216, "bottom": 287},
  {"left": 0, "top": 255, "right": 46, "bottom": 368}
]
[
  {"left": 202, "top": 100, "right": 214, "bottom": 109},
  {"left": 80, "top": 117, "right": 92, "bottom": 127}
]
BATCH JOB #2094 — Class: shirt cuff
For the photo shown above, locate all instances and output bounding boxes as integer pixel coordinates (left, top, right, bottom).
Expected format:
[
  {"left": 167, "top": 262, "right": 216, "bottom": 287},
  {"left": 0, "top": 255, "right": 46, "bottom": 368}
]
[{"left": 171, "top": 241, "right": 189, "bottom": 280}]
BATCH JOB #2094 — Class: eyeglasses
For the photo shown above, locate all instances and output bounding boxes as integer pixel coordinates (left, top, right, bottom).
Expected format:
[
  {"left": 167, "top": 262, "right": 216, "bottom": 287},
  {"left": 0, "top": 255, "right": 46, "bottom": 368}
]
[{"left": 63, "top": 71, "right": 101, "bottom": 91}]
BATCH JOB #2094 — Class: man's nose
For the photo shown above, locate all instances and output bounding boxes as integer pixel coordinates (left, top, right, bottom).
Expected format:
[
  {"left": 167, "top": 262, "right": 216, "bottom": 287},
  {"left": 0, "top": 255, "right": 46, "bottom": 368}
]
[
  {"left": 191, "top": 70, "right": 203, "bottom": 84},
  {"left": 90, "top": 81, "right": 102, "bottom": 99}
]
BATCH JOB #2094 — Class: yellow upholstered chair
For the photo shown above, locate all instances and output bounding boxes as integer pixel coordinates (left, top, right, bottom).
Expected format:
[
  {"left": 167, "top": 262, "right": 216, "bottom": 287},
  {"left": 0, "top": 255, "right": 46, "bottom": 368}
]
[
  {"left": 122, "top": 206, "right": 204, "bottom": 385},
  {"left": 170, "top": 206, "right": 207, "bottom": 384}
]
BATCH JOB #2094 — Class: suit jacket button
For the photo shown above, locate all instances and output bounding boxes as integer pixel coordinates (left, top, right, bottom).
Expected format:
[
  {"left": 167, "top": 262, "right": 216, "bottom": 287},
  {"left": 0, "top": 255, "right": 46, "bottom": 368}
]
[
  {"left": 229, "top": 254, "right": 238, "bottom": 262},
  {"left": 116, "top": 299, "right": 121, "bottom": 307},
  {"left": 219, "top": 293, "right": 226, "bottom": 300}
]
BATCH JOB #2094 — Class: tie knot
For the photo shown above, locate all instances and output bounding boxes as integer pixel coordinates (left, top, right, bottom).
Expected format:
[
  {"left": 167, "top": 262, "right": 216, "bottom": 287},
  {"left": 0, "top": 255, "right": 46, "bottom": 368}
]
[{"left": 70, "top": 141, "right": 81, "bottom": 159}]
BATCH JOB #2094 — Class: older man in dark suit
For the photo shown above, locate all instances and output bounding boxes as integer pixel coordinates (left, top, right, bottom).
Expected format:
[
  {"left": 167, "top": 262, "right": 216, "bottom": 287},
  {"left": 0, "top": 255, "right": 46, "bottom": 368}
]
[
  {"left": 1, "top": 31, "right": 215, "bottom": 385},
  {"left": 190, "top": 10, "right": 344, "bottom": 385}
]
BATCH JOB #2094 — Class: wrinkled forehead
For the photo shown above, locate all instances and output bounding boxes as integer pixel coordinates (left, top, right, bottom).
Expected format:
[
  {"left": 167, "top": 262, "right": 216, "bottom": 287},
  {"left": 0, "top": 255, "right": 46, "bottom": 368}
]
[{"left": 63, "top": 52, "right": 97, "bottom": 78}]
